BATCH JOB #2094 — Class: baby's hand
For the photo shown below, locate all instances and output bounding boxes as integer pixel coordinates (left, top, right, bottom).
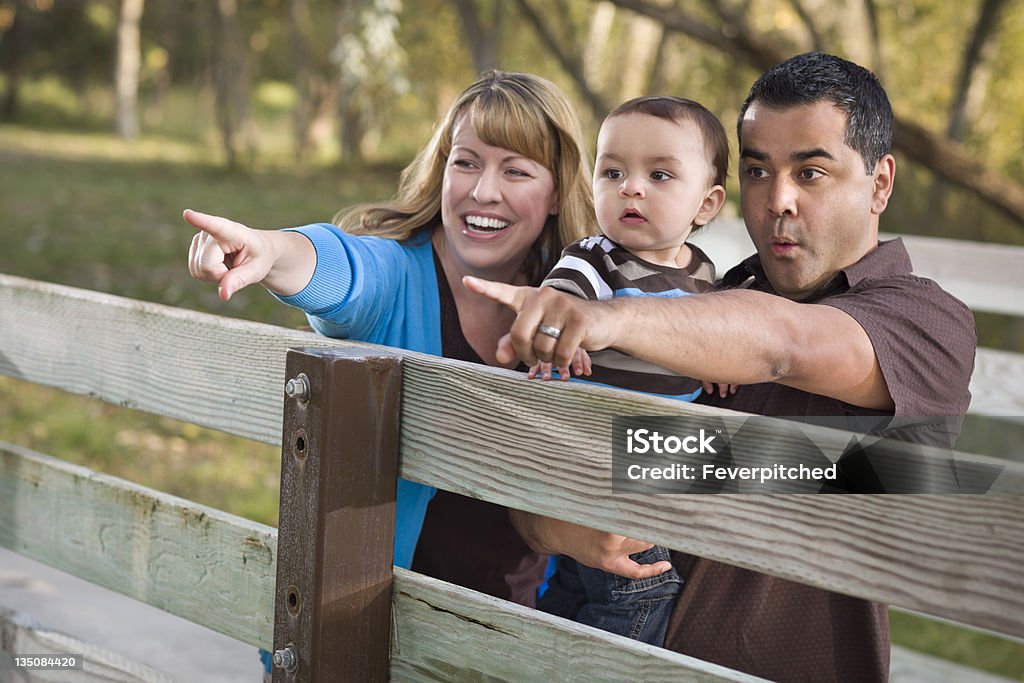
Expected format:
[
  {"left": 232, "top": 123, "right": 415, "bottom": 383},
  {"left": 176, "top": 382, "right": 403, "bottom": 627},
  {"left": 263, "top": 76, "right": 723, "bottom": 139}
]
[
  {"left": 528, "top": 348, "right": 592, "bottom": 381},
  {"left": 701, "top": 381, "right": 739, "bottom": 398}
]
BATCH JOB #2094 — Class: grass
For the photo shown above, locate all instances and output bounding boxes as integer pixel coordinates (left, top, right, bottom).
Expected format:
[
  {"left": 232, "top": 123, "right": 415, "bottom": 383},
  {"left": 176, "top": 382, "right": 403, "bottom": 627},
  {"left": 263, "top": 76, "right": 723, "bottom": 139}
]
[
  {"left": 891, "top": 611, "right": 1024, "bottom": 679},
  {"left": 1, "top": 81, "right": 1022, "bottom": 679}
]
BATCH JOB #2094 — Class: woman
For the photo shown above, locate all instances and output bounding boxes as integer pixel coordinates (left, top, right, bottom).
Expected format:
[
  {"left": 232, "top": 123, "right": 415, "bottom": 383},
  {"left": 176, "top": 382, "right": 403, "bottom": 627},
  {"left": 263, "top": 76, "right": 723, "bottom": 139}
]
[{"left": 185, "top": 70, "right": 594, "bottom": 606}]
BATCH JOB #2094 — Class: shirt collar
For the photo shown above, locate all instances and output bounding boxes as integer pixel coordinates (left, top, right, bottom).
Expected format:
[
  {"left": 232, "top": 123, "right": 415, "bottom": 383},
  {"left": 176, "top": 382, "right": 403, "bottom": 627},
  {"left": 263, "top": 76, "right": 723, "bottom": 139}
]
[{"left": 720, "top": 238, "right": 914, "bottom": 301}]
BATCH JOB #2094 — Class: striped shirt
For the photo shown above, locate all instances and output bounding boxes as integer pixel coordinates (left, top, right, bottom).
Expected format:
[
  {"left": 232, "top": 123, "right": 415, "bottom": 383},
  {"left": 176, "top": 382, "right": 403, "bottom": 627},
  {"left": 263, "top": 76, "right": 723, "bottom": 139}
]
[{"left": 541, "top": 235, "right": 715, "bottom": 398}]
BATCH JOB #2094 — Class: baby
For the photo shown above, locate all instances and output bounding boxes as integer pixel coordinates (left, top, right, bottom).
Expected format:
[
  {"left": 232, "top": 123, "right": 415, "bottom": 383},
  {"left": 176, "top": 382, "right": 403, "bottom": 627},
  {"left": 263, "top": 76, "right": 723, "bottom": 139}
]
[{"left": 535, "top": 96, "right": 729, "bottom": 647}]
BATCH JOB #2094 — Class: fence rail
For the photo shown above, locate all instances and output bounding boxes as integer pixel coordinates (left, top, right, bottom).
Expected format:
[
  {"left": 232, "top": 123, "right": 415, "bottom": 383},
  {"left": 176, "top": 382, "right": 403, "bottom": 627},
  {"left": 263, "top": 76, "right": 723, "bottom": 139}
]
[
  {"left": 0, "top": 442, "right": 761, "bottom": 681},
  {"left": 1, "top": 264, "right": 1023, "bottom": 680}
]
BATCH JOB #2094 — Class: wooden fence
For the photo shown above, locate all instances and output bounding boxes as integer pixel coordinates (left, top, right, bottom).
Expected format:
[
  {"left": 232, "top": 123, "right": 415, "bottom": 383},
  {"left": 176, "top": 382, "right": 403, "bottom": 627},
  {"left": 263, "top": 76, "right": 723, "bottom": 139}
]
[{"left": 1, "top": 227, "right": 1023, "bottom": 681}]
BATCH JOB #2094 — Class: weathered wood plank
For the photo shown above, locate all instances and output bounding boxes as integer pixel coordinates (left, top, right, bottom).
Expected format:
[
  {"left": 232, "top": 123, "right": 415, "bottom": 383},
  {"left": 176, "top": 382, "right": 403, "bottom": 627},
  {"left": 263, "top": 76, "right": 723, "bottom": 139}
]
[
  {"left": 2, "top": 274, "right": 1023, "bottom": 428},
  {"left": 1, "top": 274, "right": 1021, "bottom": 427},
  {"left": 0, "top": 445, "right": 767, "bottom": 681},
  {"left": 887, "top": 232, "right": 1024, "bottom": 319},
  {"left": 0, "top": 442, "right": 277, "bottom": 650},
  {"left": 390, "top": 568, "right": 764, "bottom": 682},
  {"left": 969, "top": 348, "right": 1024, "bottom": 418},
  {"left": 1, "top": 276, "right": 1023, "bottom": 638},
  {"left": 396, "top": 360, "right": 1024, "bottom": 638},
  {"left": 0, "top": 274, "right": 333, "bottom": 445},
  {"left": 692, "top": 219, "right": 1024, "bottom": 318},
  {"left": 0, "top": 609, "right": 173, "bottom": 683}
]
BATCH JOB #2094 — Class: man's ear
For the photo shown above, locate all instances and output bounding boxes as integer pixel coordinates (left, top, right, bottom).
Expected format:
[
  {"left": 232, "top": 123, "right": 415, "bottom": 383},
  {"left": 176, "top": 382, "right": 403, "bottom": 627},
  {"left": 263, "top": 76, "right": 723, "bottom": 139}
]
[
  {"left": 695, "top": 185, "right": 727, "bottom": 226},
  {"left": 871, "top": 154, "right": 896, "bottom": 215}
]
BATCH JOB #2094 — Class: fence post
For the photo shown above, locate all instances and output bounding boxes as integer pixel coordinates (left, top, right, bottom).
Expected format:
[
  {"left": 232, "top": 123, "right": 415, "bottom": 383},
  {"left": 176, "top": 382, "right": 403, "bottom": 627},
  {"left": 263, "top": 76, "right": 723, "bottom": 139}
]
[{"left": 272, "top": 347, "right": 402, "bottom": 682}]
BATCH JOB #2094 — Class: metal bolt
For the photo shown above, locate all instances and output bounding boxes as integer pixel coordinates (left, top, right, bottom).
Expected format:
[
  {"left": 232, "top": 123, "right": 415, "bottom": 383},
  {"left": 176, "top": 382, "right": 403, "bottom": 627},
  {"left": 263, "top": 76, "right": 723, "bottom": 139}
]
[
  {"left": 273, "top": 645, "right": 298, "bottom": 674},
  {"left": 285, "top": 373, "right": 310, "bottom": 402}
]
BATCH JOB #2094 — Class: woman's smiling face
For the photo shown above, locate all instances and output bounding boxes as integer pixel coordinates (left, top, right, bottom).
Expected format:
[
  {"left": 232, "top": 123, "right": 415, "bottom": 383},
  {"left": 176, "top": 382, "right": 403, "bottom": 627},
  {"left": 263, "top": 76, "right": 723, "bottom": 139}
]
[{"left": 438, "top": 114, "right": 559, "bottom": 282}]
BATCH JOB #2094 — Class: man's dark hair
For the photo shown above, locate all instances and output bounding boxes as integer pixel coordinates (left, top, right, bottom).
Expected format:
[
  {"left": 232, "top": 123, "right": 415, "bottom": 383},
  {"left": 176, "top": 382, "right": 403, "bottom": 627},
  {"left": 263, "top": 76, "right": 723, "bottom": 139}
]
[{"left": 737, "top": 52, "right": 892, "bottom": 173}]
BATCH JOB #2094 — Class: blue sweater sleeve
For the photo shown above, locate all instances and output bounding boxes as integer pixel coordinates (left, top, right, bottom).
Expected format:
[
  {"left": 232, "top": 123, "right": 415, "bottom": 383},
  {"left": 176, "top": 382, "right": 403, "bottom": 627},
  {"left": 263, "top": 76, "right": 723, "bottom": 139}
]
[
  {"left": 275, "top": 224, "right": 442, "bottom": 352},
  {"left": 276, "top": 224, "right": 401, "bottom": 342}
]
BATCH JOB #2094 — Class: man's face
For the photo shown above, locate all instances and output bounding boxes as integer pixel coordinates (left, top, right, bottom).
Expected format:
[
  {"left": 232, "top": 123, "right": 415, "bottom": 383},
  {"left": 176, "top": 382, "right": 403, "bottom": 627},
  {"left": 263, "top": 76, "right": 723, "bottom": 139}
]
[{"left": 738, "top": 101, "right": 894, "bottom": 300}]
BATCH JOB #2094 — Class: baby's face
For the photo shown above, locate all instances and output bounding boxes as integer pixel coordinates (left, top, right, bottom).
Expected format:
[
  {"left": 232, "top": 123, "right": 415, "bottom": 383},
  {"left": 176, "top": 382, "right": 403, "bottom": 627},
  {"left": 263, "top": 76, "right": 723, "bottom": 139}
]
[{"left": 594, "top": 113, "right": 719, "bottom": 266}]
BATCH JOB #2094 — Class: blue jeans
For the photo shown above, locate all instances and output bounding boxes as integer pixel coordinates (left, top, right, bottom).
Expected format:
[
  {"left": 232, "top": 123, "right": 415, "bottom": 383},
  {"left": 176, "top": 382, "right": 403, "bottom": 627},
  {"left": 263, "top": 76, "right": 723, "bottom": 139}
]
[{"left": 537, "top": 547, "right": 682, "bottom": 646}]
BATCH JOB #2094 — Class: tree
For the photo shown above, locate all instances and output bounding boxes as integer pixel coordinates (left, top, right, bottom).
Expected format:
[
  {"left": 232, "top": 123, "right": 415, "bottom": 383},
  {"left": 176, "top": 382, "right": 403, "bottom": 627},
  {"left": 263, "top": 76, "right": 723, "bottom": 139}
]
[
  {"left": 538, "top": 0, "right": 1024, "bottom": 231},
  {"left": 289, "top": 0, "right": 315, "bottom": 161},
  {"left": 0, "top": 0, "right": 25, "bottom": 120},
  {"left": 924, "top": 0, "right": 1011, "bottom": 227},
  {"left": 114, "top": 0, "right": 144, "bottom": 139},
  {"left": 512, "top": 0, "right": 610, "bottom": 120},
  {"left": 209, "top": 0, "right": 253, "bottom": 167},
  {"left": 947, "top": 0, "right": 1009, "bottom": 142},
  {"left": 332, "top": 0, "right": 408, "bottom": 164},
  {"left": 451, "top": 0, "right": 502, "bottom": 74}
]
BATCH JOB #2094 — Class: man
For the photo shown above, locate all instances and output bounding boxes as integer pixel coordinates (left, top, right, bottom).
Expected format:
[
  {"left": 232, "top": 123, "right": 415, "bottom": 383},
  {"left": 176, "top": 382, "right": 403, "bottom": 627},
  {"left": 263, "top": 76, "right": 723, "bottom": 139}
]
[{"left": 466, "top": 52, "right": 976, "bottom": 681}]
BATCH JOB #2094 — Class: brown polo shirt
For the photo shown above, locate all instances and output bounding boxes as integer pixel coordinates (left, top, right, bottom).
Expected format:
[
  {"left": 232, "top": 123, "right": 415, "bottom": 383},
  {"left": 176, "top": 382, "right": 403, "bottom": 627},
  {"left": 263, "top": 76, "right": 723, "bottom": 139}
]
[{"left": 663, "top": 239, "right": 977, "bottom": 681}]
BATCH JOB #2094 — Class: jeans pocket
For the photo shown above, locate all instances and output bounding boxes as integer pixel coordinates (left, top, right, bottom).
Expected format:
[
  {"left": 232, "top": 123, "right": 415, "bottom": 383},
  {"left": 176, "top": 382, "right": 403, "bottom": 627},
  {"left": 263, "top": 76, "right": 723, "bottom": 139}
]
[{"left": 609, "top": 546, "right": 681, "bottom": 598}]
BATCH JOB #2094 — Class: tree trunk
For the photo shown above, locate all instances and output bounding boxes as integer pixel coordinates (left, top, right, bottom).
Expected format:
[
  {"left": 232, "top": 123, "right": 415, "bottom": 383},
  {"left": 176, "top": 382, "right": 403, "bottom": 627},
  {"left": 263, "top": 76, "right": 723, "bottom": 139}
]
[
  {"left": 115, "top": 0, "right": 145, "bottom": 139},
  {"left": 861, "top": 0, "right": 884, "bottom": 80},
  {"left": 0, "top": 1, "right": 25, "bottom": 121},
  {"left": 210, "top": 0, "right": 252, "bottom": 167},
  {"left": 513, "top": 0, "right": 610, "bottom": 121},
  {"left": 583, "top": 1, "right": 615, "bottom": 89},
  {"left": 334, "top": 0, "right": 364, "bottom": 165},
  {"left": 947, "top": 0, "right": 1008, "bottom": 141},
  {"left": 451, "top": 0, "right": 502, "bottom": 73},
  {"left": 643, "top": 15, "right": 674, "bottom": 94},
  {"left": 787, "top": 0, "right": 823, "bottom": 52},
  {"left": 289, "top": 0, "right": 314, "bottom": 162},
  {"left": 925, "top": 0, "right": 1008, "bottom": 232},
  {"left": 621, "top": 13, "right": 662, "bottom": 100},
  {"left": 601, "top": 0, "right": 1024, "bottom": 230}
]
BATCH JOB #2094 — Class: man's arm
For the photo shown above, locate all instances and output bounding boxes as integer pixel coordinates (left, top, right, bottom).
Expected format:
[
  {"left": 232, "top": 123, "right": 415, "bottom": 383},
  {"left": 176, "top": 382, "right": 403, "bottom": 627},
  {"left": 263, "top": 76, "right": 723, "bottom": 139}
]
[
  {"left": 606, "top": 289, "right": 893, "bottom": 410},
  {"left": 464, "top": 278, "right": 893, "bottom": 411}
]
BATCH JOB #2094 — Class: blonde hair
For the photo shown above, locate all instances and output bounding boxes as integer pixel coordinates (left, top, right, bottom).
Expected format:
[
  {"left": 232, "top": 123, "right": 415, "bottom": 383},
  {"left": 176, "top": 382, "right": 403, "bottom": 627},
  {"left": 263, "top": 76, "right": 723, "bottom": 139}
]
[{"left": 335, "top": 70, "right": 594, "bottom": 284}]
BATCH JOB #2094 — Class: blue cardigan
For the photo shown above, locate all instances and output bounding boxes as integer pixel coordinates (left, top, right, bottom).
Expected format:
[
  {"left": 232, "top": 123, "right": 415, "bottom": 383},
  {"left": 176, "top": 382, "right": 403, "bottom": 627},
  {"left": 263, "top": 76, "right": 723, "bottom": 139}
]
[{"left": 276, "top": 223, "right": 440, "bottom": 569}]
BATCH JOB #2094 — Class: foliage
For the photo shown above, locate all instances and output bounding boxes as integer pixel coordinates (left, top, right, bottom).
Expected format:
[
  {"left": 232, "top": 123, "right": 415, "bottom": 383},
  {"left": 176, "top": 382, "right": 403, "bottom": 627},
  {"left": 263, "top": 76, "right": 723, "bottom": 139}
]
[
  {"left": 334, "top": 0, "right": 409, "bottom": 154},
  {"left": 5, "top": 1, "right": 1022, "bottom": 234}
]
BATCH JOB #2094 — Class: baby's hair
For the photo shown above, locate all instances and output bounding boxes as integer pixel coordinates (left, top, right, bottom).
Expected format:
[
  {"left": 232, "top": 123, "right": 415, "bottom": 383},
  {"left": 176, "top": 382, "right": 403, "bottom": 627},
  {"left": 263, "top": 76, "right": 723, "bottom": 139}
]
[{"left": 606, "top": 96, "right": 729, "bottom": 187}]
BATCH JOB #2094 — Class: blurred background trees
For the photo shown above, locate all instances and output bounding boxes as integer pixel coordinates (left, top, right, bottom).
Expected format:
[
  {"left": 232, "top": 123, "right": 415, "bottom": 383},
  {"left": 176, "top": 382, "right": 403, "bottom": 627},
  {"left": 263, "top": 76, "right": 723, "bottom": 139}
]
[
  {"left": 1, "top": 0, "right": 1022, "bottom": 347},
  {"left": 1, "top": 0, "right": 1021, "bottom": 238}
]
